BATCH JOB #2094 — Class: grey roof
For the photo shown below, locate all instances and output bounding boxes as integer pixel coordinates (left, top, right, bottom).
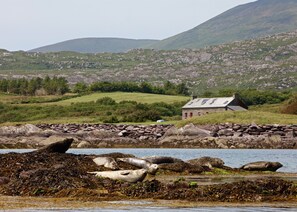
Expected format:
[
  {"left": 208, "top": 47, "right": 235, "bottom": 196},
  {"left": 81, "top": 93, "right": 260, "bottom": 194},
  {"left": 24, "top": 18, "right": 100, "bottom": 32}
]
[
  {"left": 227, "top": 106, "right": 247, "bottom": 111},
  {"left": 182, "top": 97, "right": 235, "bottom": 109}
]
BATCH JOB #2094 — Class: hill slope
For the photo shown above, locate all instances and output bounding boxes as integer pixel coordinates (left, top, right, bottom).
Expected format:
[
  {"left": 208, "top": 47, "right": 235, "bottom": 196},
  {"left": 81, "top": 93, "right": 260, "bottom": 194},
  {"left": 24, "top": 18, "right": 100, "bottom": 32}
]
[
  {"left": 1, "top": 30, "right": 297, "bottom": 93},
  {"left": 29, "top": 38, "right": 158, "bottom": 53},
  {"left": 150, "top": 0, "right": 297, "bottom": 50}
]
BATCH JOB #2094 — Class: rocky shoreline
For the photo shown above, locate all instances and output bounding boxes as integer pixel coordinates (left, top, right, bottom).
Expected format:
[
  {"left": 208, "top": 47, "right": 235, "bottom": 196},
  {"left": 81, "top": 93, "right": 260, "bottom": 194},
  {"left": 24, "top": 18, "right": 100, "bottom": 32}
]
[{"left": 0, "top": 123, "right": 296, "bottom": 149}]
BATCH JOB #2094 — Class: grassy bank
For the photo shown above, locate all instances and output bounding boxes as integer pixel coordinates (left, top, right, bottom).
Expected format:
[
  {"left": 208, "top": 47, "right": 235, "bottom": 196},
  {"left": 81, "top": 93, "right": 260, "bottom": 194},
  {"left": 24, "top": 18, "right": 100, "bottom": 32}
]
[
  {"left": 55, "top": 92, "right": 189, "bottom": 105},
  {"left": 0, "top": 92, "right": 295, "bottom": 126},
  {"left": 177, "top": 111, "right": 297, "bottom": 127}
]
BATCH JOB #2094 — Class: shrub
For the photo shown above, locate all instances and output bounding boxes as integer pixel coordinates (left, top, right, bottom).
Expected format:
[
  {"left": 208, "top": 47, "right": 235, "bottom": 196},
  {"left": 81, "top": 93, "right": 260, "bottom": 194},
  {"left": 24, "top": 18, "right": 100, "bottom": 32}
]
[
  {"left": 96, "top": 97, "right": 116, "bottom": 105},
  {"left": 281, "top": 94, "right": 297, "bottom": 114}
]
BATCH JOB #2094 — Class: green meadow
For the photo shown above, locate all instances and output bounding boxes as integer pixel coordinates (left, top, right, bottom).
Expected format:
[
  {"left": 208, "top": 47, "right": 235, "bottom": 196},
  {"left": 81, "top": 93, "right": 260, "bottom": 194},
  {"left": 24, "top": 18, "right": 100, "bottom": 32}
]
[
  {"left": 0, "top": 92, "right": 296, "bottom": 126},
  {"left": 56, "top": 92, "right": 190, "bottom": 105}
]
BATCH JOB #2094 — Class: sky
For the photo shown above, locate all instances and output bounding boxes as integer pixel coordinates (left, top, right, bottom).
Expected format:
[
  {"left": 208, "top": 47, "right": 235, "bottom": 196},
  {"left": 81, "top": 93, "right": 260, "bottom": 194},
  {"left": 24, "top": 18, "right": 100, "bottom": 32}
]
[{"left": 0, "top": 0, "right": 255, "bottom": 51}]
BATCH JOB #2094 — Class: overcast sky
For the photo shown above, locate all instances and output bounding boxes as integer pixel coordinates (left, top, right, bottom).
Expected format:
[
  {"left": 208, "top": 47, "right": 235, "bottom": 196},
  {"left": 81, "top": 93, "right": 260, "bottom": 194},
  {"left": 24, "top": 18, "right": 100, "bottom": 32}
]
[{"left": 0, "top": 0, "right": 255, "bottom": 51}]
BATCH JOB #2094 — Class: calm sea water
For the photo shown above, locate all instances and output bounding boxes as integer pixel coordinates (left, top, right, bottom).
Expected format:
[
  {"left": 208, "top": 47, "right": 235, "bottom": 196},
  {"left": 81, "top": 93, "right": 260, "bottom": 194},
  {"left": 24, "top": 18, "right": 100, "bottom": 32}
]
[{"left": 0, "top": 148, "right": 296, "bottom": 172}]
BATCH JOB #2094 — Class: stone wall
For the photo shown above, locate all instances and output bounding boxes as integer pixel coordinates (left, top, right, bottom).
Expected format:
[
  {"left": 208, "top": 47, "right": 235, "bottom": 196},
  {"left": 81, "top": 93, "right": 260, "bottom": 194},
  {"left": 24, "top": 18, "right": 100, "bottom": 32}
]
[
  {"left": 208, "top": 123, "right": 297, "bottom": 138},
  {"left": 0, "top": 123, "right": 296, "bottom": 149}
]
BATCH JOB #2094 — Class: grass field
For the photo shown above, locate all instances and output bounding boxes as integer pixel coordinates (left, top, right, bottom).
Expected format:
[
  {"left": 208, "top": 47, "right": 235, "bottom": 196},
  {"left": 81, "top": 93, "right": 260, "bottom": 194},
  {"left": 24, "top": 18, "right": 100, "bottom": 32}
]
[
  {"left": 177, "top": 111, "right": 297, "bottom": 127},
  {"left": 0, "top": 92, "right": 296, "bottom": 126},
  {"left": 54, "top": 92, "right": 190, "bottom": 105}
]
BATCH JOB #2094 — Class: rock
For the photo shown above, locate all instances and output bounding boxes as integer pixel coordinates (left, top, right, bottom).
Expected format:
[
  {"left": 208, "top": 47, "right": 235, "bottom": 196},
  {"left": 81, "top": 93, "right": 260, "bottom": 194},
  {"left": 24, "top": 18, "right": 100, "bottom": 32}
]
[
  {"left": 77, "top": 141, "right": 91, "bottom": 148},
  {"left": 36, "top": 138, "right": 73, "bottom": 153},
  {"left": 39, "top": 135, "right": 67, "bottom": 146},
  {"left": 178, "top": 124, "right": 211, "bottom": 137}
]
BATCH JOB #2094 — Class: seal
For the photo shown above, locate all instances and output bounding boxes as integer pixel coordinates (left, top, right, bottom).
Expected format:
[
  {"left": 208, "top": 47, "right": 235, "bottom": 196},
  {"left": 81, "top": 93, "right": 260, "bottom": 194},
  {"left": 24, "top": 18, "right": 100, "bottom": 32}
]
[
  {"left": 93, "top": 157, "right": 119, "bottom": 170},
  {"left": 143, "top": 156, "right": 183, "bottom": 164},
  {"left": 187, "top": 157, "right": 225, "bottom": 169},
  {"left": 240, "top": 161, "right": 283, "bottom": 172},
  {"left": 88, "top": 169, "right": 147, "bottom": 183},
  {"left": 117, "top": 158, "right": 158, "bottom": 174},
  {"left": 36, "top": 138, "right": 73, "bottom": 153}
]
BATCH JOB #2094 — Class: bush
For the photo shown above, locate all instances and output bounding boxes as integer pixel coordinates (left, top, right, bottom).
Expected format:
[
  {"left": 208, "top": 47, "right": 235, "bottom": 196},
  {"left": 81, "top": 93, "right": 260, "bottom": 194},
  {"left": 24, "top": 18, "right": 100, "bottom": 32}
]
[
  {"left": 96, "top": 97, "right": 116, "bottom": 105},
  {"left": 281, "top": 94, "right": 297, "bottom": 114}
]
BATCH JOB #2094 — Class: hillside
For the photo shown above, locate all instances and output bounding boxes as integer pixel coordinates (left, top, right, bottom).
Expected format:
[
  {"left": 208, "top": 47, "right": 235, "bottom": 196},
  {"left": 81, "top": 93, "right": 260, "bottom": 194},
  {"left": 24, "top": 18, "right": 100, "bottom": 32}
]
[
  {"left": 1, "top": 30, "right": 297, "bottom": 93},
  {"left": 29, "top": 38, "right": 158, "bottom": 53},
  {"left": 150, "top": 0, "right": 297, "bottom": 50}
]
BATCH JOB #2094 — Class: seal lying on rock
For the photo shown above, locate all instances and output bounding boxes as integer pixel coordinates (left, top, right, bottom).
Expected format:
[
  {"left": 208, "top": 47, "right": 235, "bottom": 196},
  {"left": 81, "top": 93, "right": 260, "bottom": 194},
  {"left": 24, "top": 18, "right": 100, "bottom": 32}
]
[
  {"left": 240, "top": 161, "right": 283, "bottom": 172},
  {"left": 143, "top": 156, "right": 183, "bottom": 164},
  {"left": 93, "top": 157, "right": 119, "bottom": 170},
  {"left": 117, "top": 158, "right": 158, "bottom": 174},
  {"left": 88, "top": 169, "right": 147, "bottom": 183},
  {"left": 187, "top": 157, "right": 225, "bottom": 169},
  {"left": 158, "top": 161, "right": 204, "bottom": 173},
  {"left": 36, "top": 138, "right": 73, "bottom": 153}
]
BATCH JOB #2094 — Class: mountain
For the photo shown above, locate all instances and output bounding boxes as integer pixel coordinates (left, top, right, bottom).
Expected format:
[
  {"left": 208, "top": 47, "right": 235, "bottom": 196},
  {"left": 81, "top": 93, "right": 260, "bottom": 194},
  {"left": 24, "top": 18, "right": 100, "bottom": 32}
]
[
  {"left": 150, "top": 0, "right": 297, "bottom": 50},
  {"left": 1, "top": 30, "right": 297, "bottom": 93},
  {"left": 29, "top": 38, "right": 159, "bottom": 53}
]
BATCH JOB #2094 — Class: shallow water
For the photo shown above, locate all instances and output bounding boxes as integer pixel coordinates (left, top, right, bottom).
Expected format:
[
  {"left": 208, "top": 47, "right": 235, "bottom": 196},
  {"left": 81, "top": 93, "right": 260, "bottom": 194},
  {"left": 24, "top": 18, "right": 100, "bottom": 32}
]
[
  {"left": 1, "top": 148, "right": 296, "bottom": 172},
  {"left": 74, "top": 148, "right": 297, "bottom": 173}
]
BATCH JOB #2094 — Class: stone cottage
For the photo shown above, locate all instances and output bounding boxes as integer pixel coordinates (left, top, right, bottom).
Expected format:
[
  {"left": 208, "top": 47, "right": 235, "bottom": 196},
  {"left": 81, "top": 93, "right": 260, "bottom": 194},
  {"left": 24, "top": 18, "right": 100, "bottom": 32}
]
[{"left": 182, "top": 94, "right": 248, "bottom": 120}]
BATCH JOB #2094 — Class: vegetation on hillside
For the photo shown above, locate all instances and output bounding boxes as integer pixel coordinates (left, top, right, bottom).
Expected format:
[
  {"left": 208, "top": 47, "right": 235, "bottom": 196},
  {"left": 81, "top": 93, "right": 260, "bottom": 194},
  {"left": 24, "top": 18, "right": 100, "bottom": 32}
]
[
  {"left": 29, "top": 38, "right": 158, "bottom": 53},
  {"left": 1, "top": 30, "right": 297, "bottom": 93}
]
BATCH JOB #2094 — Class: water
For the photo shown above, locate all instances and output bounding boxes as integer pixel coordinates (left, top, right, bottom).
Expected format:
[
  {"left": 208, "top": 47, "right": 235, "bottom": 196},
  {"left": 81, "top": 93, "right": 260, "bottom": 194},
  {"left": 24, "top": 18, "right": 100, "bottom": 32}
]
[
  {"left": 71, "top": 148, "right": 297, "bottom": 172},
  {"left": 1, "top": 148, "right": 296, "bottom": 172}
]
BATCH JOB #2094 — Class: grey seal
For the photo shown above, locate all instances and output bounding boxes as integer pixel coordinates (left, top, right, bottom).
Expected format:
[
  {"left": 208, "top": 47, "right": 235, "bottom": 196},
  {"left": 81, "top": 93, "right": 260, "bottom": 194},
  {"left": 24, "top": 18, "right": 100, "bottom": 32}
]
[
  {"left": 143, "top": 156, "right": 183, "bottom": 164},
  {"left": 93, "top": 157, "right": 119, "bottom": 170},
  {"left": 187, "top": 156, "right": 225, "bottom": 169},
  {"left": 36, "top": 138, "right": 73, "bottom": 153},
  {"left": 240, "top": 161, "right": 283, "bottom": 172},
  {"left": 88, "top": 169, "right": 147, "bottom": 183},
  {"left": 117, "top": 157, "right": 158, "bottom": 174}
]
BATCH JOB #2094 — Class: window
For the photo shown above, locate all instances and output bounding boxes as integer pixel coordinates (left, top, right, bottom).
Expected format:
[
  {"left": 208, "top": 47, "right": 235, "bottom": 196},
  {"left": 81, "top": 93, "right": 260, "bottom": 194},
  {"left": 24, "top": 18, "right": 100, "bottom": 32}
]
[
  {"left": 190, "top": 112, "right": 193, "bottom": 118},
  {"left": 184, "top": 112, "right": 188, "bottom": 119},
  {"left": 210, "top": 99, "right": 217, "bottom": 105},
  {"left": 201, "top": 99, "right": 209, "bottom": 105}
]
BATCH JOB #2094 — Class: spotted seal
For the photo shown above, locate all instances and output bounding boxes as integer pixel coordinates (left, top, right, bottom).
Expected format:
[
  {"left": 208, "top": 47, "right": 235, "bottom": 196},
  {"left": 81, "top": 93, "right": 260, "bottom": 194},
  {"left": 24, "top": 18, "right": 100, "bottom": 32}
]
[
  {"left": 93, "top": 157, "right": 119, "bottom": 170},
  {"left": 88, "top": 169, "right": 147, "bottom": 183},
  {"left": 117, "top": 158, "right": 158, "bottom": 174}
]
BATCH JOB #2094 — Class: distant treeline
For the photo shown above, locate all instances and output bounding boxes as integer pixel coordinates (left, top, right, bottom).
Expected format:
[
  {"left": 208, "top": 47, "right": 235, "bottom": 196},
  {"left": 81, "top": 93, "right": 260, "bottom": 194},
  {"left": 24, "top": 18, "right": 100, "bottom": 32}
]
[
  {"left": 0, "top": 77, "right": 189, "bottom": 96},
  {"left": 0, "top": 76, "right": 69, "bottom": 95},
  {"left": 201, "top": 89, "right": 293, "bottom": 106},
  {"left": 75, "top": 81, "right": 190, "bottom": 96}
]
